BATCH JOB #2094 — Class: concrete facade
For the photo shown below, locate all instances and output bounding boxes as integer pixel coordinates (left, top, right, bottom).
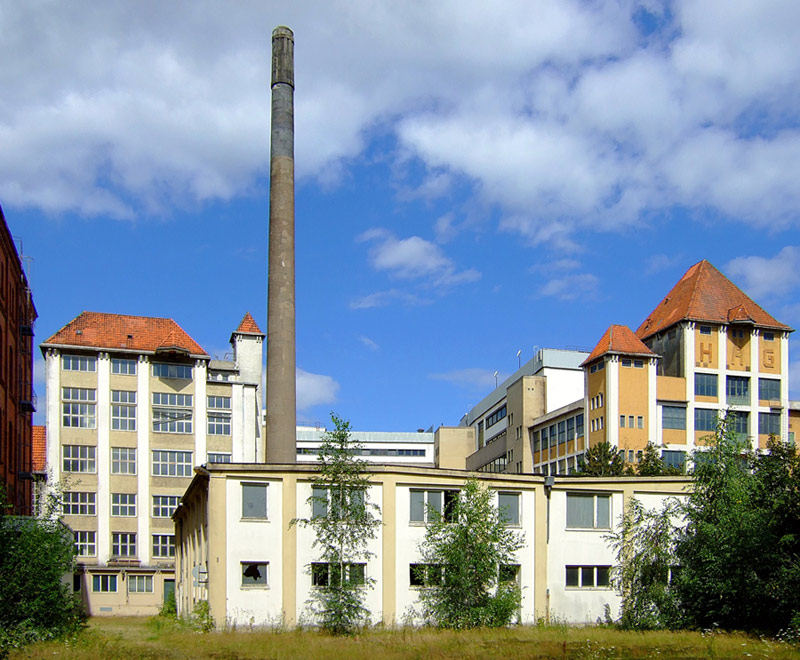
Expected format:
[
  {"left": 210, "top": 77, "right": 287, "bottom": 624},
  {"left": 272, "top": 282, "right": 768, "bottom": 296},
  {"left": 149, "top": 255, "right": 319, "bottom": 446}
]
[
  {"left": 41, "top": 312, "right": 263, "bottom": 615},
  {"left": 174, "top": 464, "right": 689, "bottom": 628}
]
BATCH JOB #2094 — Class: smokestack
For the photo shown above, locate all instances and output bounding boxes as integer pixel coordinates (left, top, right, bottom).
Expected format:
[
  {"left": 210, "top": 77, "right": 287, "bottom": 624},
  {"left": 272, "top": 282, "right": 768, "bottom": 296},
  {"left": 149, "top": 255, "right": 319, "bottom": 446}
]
[{"left": 266, "top": 26, "right": 296, "bottom": 463}]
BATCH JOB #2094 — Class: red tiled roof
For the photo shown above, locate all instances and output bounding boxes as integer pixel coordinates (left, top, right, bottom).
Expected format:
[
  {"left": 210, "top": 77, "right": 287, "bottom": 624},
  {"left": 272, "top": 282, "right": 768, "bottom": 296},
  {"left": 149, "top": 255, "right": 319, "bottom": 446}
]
[
  {"left": 636, "top": 260, "right": 792, "bottom": 340},
  {"left": 32, "top": 425, "right": 46, "bottom": 472},
  {"left": 234, "top": 312, "right": 264, "bottom": 335},
  {"left": 41, "top": 312, "right": 208, "bottom": 357},
  {"left": 582, "top": 324, "right": 657, "bottom": 366}
]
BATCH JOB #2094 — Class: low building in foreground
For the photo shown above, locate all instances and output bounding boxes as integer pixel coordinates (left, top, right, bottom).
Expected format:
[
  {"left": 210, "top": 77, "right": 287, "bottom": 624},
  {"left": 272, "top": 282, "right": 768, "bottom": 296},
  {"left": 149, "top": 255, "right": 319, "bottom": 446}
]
[{"left": 174, "top": 463, "right": 688, "bottom": 627}]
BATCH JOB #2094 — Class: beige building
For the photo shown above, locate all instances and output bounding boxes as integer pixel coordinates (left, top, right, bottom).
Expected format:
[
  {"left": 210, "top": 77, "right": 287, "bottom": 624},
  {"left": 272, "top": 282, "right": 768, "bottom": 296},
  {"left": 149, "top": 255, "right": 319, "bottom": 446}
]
[
  {"left": 41, "top": 311, "right": 264, "bottom": 615},
  {"left": 174, "top": 463, "right": 689, "bottom": 627},
  {"left": 456, "top": 260, "right": 796, "bottom": 475}
]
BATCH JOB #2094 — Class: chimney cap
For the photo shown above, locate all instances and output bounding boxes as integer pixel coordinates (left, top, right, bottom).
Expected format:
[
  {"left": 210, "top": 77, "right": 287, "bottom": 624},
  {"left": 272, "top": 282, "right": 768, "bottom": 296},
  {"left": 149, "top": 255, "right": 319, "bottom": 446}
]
[{"left": 272, "top": 26, "right": 293, "bottom": 40}]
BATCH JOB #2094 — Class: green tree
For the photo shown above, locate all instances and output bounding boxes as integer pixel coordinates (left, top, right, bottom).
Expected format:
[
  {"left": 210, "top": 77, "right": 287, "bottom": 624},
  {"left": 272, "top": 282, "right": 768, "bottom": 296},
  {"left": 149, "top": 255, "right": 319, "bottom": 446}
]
[
  {"left": 607, "top": 497, "right": 683, "bottom": 629},
  {"left": 0, "top": 481, "right": 85, "bottom": 654},
  {"left": 580, "top": 442, "right": 625, "bottom": 476},
  {"left": 292, "top": 414, "right": 380, "bottom": 634},
  {"left": 675, "top": 420, "right": 800, "bottom": 633},
  {"left": 636, "top": 443, "right": 683, "bottom": 476},
  {"left": 416, "top": 479, "right": 524, "bottom": 629}
]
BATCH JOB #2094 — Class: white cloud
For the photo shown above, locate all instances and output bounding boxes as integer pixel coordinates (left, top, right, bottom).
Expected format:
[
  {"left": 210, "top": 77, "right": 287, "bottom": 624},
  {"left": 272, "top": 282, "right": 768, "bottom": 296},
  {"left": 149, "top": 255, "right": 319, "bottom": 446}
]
[
  {"left": 2, "top": 1, "right": 800, "bottom": 247},
  {"left": 358, "top": 335, "right": 380, "bottom": 351},
  {"left": 538, "top": 273, "right": 599, "bottom": 301},
  {"left": 349, "top": 289, "right": 429, "bottom": 310},
  {"left": 429, "top": 368, "right": 508, "bottom": 391},
  {"left": 296, "top": 368, "right": 339, "bottom": 412},
  {"left": 357, "top": 228, "right": 480, "bottom": 288},
  {"left": 726, "top": 246, "right": 800, "bottom": 300}
]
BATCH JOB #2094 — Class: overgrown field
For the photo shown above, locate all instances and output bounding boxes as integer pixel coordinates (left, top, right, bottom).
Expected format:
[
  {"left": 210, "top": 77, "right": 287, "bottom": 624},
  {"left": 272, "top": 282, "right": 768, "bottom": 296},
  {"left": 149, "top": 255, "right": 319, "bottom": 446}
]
[{"left": 10, "top": 617, "right": 800, "bottom": 659}]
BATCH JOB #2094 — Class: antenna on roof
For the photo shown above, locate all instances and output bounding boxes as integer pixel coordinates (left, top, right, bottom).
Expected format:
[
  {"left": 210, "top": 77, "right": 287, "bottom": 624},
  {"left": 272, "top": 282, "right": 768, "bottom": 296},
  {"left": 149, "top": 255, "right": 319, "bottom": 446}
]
[
  {"left": 516, "top": 349, "right": 521, "bottom": 368},
  {"left": 493, "top": 370, "right": 499, "bottom": 387}
]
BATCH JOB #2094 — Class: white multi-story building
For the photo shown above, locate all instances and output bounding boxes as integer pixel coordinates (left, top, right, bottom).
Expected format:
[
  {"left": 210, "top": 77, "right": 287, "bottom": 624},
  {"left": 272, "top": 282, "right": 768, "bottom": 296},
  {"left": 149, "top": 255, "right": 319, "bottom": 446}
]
[
  {"left": 295, "top": 426, "right": 434, "bottom": 465},
  {"left": 41, "top": 311, "right": 263, "bottom": 615}
]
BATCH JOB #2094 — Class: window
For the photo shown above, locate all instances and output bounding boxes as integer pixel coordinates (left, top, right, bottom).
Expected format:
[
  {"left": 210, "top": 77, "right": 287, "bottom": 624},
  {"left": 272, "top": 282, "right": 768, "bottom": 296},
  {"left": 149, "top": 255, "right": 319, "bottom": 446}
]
[
  {"left": 759, "top": 412, "right": 781, "bottom": 436},
  {"left": 111, "top": 390, "right": 136, "bottom": 431},
  {"left": 311, "top": 562, "right": 366, "bottom": 587},
  {"left": 628, "top": 415, "right": 634, "bottom": 428},
  {"left": 241, "top": 562, "right": 268, "bottom": 587},
  {"left": 207, "top": 452, "right": 232, "bottom": 463},
  {"left": 208, "top": 396, "right": 232, "bottom": 435},
  {"left": 759, "top": 378, "right": 781, "bottom": 401},
  {"left": 111, "top": 447, "right": 136, "bottom": 474},
  {"left": 152, "top": 495, "right": 180, "bottom": 518},
  {"left": 763, "top": 332, "right": 775, "bottom": 341},
  {"left": 576, "top": 414, "right": 584, "bottom": 438},
  {"left": 152, "top": 392, "right": 193, "bottom": 433},
  {"left": 726, "top": 376, "right": 750, "bottom": 405},
  {"left": 662, "top": 405, "right": 686, "bottom": 430},
  {"left": 695, "top": 373, "right": 718, "bottom": 397},
  {"left": 112, "top": 532, "right": 136, "bottom": 557},
  {"left": 695, "top": 408, "right": 718, "bottom": 432},
  {"left": 699, "top": 325, "right": 711, "bottom": 335},
  {"left": 566, "top": 493, "right": 611, "bottom": 529},
  {"left": 152, "top": 534, "right": 175, "bottom": 558},
  {"left": 558, "top": 421, "right": 566, "bottom": 445},
  {"left": 567, "top": 417, "right": 575, "bottom": 440},
  {"left": 498, "top": 492, "right": 520, "bottom": 525},
  {"left": 499, "top": 564, "right": 521, "bottom": 585},
  {"left": 531, "top": 429, "right": 540, "bottom": 452},
  {"left": 410, "top": 489, "right": 458, "bottom": 523},
  {"left": 633, "top": 359, "right": 644, "bottom": 368},
  {"left": 62, "top": 387, "right": 96, "bottom": 428},
  {"left": 621, "top": 358, "right": 632, "bottom": 367},
  {"left": 151, "top": 450, "right": 192, "bottom": 477},
  {"left": 620, "top": 415, "right": 625, "bottom": 428},
  {"left": 729, "top": 411, "right": 749, "bottom": 437},
  {"left": 111, "top": 358, "right": 137, "bottom": 375},
  {"left": 128, "top": 575, "right": 153, "bottom": 593},
  {"left": 637, "top": 416, "right": 644, "bottom": 429},
  {"left": 409, "top": 563, "right": 444, "bottom": 587},
  {"left": 662, "top": 450, "right": 686, "bottom": 470},
  {"left": 486, "top": 405, "right": 507, "bottom": 429},
  {"left": 152, "top": 363, "right": 192, "bottom": 379},
  {"left": 92, "top": 575, "right": 117, "bottom": 593},
  {"left": 310, "top": 485, "right": 365, "bottom": 520},
  {"left": 242, "top": 483, "right": 268, "bottom": 519},
  {"left": 111, "top": 493, "right": 136, "bottom": 517},
  {"left": 62, "top": 445, "right": 96, "bottom": 473},
  {"left": 74, "top": 531, "right": 96, "bottom": 557},
  {"left": 565, "top": 565, "right": 611, "bottom": 588},
  {"left": 62, "top": 354, "right": 96, "bottom": 372},
  {"left": 63, "top": 491, "right": 96, "bottom": 515}
]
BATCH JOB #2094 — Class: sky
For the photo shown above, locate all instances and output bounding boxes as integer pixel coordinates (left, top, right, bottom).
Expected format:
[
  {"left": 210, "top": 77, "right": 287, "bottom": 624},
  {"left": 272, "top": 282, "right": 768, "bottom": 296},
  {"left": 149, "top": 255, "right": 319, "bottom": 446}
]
[{"left": 3, "top": 0, "right": 799, "bottom": 431}]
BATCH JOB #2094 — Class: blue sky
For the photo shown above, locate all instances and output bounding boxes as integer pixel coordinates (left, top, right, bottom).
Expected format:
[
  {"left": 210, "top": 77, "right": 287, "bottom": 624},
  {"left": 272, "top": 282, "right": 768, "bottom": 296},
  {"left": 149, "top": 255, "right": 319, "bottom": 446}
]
[{"left": 3, "top": 1, "right": 799, "bottom": 431}]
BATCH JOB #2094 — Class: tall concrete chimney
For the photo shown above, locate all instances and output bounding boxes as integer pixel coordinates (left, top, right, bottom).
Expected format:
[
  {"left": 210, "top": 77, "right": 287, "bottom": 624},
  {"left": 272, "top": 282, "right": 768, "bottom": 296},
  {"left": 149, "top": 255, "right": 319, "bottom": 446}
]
[{"left": 266, "top": 26, "right": 296, "bottom": 463}]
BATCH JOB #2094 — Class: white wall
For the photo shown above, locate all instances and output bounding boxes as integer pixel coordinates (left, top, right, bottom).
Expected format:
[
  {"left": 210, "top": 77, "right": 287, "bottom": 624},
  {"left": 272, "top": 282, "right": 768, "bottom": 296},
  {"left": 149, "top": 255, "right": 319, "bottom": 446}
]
[
  {"left": 542, "top": 368, "right": 584, "bottom": 413},
  {"left": 224, "top": 477, "right": 284, "bottom": 626}
]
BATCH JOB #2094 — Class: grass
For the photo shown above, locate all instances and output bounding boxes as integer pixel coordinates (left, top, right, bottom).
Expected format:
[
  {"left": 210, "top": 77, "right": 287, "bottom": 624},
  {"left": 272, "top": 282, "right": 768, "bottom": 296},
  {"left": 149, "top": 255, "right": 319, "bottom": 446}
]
[{"left": 11, "top": 617, "right": 800, "bottom": 659}]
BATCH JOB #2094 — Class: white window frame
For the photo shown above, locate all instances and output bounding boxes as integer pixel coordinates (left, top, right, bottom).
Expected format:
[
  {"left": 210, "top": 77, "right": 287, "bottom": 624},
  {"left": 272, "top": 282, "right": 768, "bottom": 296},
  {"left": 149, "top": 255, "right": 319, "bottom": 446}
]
[
  {"left": 497, "top": 491, "right": 520, "bottom": 526},
  {"left": 241, "top": 561, "right": 269, "bottom": 588},
  {"left": 74, "top": 531, "right": 96, "bottom": 557},
  {"left": 151, "top": 450, "right": 193, "bottom": 477},
  {"left": 62, "top": 445, "right": 96, "bottom": 473},
  {"left": 111, "top": 390, "right": 137, "bottom": 431},
  {"left": 112, "top": 532, "right": 136, "bottom": 557},
  {"left": 241, "top": 482, "right": 268, "bottom": 519},
  {"left": 152, "top": 392, "right": 193, "bottom": 434},
  {"left": 92, "top": 574, "right": 117, "bottom": 593},
  {"left": 207, "top": 452, "right": 232, "bottom": 463},
  {"left": 152, "top": 534, "right": 175, "bottom": 558},
  {"left": 128, "top": 574, "right": 153, "bottom": 593},
  {"left": 565, "top": 565, "right": 611, "bottom": 589},
  {"left": 566, "top": 492, "right": 612, "bottom": 530},
  {"left": 111, "top": 493, "right": 136, "bottom": 517},
  {"left": 62, "top": 387, "right": 96, "bottom": 429},
  {"left": 111, "top": 358, "right": 137, "bottom": 375},
  {"left": 152, "top": 495, "right": 180, "bottom": 518},
  {"left": 63, "top": 491, "right": 96, "bottom": 516},
  {"left": 152, "top": 362, "right": 193, "bottom": 379},
  {"left": 62, "top": 354, "right": 96, "bottom": 372},
  {"left": 111, "top": 447, "right": 136, "bottom": 475}
]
